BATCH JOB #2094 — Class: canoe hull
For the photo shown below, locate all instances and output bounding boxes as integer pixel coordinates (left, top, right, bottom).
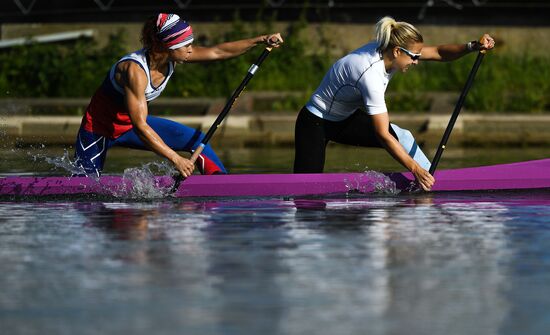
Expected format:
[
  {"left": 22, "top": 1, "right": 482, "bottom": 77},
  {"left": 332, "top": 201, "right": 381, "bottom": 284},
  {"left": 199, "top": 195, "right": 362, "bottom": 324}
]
[{"left": 1, "top": 158, "right": 550, "bottom": 198}]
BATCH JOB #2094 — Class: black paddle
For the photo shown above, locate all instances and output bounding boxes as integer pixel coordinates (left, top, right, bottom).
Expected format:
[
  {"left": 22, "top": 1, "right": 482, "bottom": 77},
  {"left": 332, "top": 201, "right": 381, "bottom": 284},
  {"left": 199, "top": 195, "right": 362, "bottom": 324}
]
[
  {"left": 429, "top": 47, "right": 486, "bottom": 175},
  {"left": 172, "top": 44, "right": 275, "bottom": 192}
]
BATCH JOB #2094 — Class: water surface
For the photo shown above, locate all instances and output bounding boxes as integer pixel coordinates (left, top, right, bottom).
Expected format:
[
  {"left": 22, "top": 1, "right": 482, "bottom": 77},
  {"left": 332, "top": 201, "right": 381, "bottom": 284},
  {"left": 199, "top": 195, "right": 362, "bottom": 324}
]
[
  {"left": 1, "top": 145, "right": 550, "bottom": 175},
  {"left": 1, "top": 191, "right": 550, "bottom": 335},
  {"left": 2, "top": 142, "right": 550, "bottom": 334}
]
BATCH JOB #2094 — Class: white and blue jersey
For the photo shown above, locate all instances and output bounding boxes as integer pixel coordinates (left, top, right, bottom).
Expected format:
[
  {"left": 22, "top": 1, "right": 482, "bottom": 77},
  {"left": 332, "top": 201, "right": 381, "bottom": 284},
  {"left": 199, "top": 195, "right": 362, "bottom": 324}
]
[{"left": 306, "top": 42, "right": 393, "bottom": 121}]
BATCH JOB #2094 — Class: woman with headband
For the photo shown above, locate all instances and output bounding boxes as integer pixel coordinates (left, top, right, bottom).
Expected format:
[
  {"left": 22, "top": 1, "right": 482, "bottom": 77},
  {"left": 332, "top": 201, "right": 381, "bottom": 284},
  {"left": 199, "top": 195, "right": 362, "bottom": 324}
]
[
  {"left": 74, "top": 13, "right": 283, "bottom": 178},
  {"left": 293, "top": 16, "right": 494, "bottom": 191}
]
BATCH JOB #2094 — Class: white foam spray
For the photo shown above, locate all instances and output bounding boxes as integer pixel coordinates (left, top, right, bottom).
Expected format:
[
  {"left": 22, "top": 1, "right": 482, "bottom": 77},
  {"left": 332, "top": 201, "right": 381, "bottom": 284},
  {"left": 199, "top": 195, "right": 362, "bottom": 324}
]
[{"left": 344, "top": 168, "right": 399, "bottom": 195}]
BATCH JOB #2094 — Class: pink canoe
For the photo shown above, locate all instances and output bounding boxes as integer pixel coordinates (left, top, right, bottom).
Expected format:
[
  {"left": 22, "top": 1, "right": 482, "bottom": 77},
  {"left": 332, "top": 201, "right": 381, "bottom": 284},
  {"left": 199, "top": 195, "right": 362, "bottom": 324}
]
[{"left": 1, "top": 158, "right": 549, "bottom": 198}]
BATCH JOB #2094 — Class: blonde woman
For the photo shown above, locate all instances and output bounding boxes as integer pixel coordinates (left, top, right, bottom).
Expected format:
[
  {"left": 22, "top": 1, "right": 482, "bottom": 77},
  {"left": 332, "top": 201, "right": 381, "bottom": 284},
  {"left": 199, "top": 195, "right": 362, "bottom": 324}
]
[{"left": 293, "top": 16, "right": 494, "bottom": 191}]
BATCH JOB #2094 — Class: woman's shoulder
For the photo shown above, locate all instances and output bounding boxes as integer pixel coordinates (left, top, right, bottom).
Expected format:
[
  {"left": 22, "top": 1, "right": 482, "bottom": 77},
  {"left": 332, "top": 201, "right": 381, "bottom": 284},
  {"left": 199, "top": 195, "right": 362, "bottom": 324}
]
[
  {"left": 351, "top": 42, "right": 380, "bottom": 56},
  {"left": 118, "top": 48, "right": 147, "bottom": 62},
  {"left": 113, "top": 54, "right": 148, "bottom": 83},
  {"left": 114, "top": 49, "right": 148, "bottom": 73},
  {"left": 341, "top": 42, "right": 383, "bottom": 71}
]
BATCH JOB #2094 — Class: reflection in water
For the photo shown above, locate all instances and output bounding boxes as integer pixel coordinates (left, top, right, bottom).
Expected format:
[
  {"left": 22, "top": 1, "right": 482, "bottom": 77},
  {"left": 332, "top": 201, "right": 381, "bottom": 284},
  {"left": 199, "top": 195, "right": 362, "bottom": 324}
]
[
  {"left": 77, "top": 202, "right": 167, "bottom": 264},
  {"left": 1, "top": 191, "right": 550, "bottom": 334},
  {"left": 196, "top": 201, "right": 295, "bottom": 334},
  {"left": 81, "top": 203, "right": 152, "bottom": 240},
  {"left": 384, "top": 201, "right": 510, "bottom": 335},
  {"left": 279, "top": 196, "right": 511, "bottom": 334}
]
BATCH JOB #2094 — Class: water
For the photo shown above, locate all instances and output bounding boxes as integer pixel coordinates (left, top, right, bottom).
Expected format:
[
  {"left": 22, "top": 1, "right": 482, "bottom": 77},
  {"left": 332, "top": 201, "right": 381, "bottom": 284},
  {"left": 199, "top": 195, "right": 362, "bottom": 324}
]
[
  {"left": 1, "top": 191, "right": 550, "bottom": 335},
  {"left": 2, "top": 145, "right": 550, "bottom": 175},
  {"left": 1, "top": 146, "right": 550, "bottom": 334}
]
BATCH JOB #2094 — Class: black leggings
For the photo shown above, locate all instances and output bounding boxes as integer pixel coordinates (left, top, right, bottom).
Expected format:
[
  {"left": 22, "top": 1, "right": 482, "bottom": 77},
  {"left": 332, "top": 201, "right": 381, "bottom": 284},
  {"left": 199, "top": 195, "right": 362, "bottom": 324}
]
[{"left": 293, "top": 107, "right": 398, "bottom": 173}]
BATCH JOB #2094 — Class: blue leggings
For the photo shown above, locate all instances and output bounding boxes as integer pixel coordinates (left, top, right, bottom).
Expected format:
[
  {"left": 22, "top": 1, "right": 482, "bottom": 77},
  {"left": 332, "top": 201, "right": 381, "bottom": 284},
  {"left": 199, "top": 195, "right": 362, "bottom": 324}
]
[{"left": 74, "top": 116, "right": 226, "bottom": 176}]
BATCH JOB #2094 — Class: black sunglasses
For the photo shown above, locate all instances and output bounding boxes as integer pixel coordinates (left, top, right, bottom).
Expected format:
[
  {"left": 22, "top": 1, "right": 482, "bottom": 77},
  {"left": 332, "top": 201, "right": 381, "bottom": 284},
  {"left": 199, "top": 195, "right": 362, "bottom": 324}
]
[{"left": 398, "top": 47, "right": 421, "bottom": 61}]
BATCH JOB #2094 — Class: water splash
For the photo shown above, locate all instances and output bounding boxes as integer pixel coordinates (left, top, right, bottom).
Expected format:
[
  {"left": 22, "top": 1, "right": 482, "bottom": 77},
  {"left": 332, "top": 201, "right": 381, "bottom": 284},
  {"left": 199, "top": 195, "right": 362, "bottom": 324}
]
[
  {"left": 25, "top": 146, "right": 177, "bottom": 199},
  {"left": 114, "top": 161, "right": 176, "bottom": 199},
  {"left": 29, "top": 148, "right": 88, "bottom": 176},
  {"left": 344, "top": 169, "right": 399, "bottom": 195}
]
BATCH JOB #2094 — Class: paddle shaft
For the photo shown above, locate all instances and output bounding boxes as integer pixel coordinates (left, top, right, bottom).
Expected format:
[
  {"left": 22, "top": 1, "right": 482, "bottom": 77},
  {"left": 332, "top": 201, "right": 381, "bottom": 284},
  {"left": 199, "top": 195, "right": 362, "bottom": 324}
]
[
  {"left": 189, "top": 46, "right": 273, "bottom": 163},
  {"left": 173, "top": 46, "right": 273, "bottom": 189},
  {"left": 429, "top": 50, "right": 485, "bottom": 175}
]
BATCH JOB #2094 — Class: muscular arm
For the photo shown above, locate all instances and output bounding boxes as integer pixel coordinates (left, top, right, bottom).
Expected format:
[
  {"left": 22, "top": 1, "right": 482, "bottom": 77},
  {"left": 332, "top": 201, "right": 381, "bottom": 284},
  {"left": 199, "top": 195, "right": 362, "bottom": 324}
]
[
  {"left": 186, "top": 33, "right": 283, "bottom": 62},
  {"left": 119, "top": 62, "right": 194, "bottom": 177},
  {"left": 420, "top": 34, "right": 495, "bottom": 61},
  {"left": 419, "top": 44, "right": 470, "bottom": 62},
  {"left": 371, "top": 112, "right": 434, "bottom": 191}
]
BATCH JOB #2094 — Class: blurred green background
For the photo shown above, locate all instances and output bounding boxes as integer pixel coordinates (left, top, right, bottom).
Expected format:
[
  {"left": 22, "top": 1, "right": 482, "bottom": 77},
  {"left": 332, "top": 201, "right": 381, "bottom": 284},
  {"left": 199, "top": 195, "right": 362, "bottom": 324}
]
[{"left": 1, "top": 12, "right": 549, "bottom": 114}]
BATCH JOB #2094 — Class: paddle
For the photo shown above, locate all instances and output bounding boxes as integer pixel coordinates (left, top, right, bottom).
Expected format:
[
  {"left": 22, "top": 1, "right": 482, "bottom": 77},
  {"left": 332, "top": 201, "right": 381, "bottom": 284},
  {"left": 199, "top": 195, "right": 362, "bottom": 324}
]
[
  {"left": 171, "top": 44, "right": 275, "bottom": 192},
  {"left": 429, "top": 45, "right": 487, "bottom": 175}
]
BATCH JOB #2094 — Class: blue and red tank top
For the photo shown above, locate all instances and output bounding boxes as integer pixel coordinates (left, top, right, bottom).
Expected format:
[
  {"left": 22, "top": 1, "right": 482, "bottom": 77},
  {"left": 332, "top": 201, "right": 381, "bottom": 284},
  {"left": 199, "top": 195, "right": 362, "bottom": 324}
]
[{"left": 81, "top": 49, "right": 175, "bottom": 138}]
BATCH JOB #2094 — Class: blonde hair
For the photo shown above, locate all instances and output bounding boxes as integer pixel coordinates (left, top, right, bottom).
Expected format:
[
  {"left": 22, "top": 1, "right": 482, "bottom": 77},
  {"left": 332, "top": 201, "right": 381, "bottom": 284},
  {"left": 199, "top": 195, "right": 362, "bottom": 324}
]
[{"left": 375, "top": 16, "right": 423, "bottom": 52}]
